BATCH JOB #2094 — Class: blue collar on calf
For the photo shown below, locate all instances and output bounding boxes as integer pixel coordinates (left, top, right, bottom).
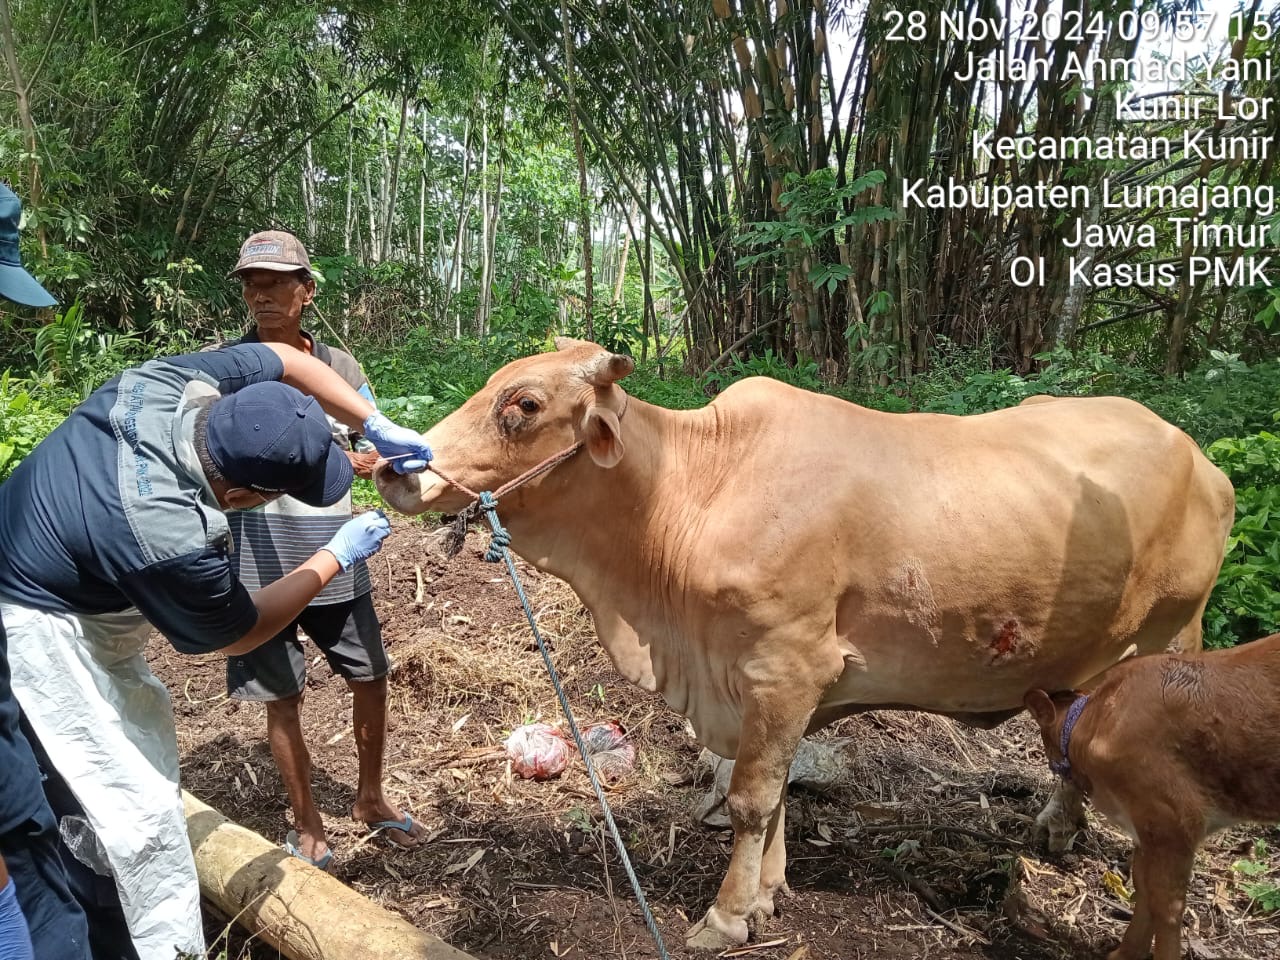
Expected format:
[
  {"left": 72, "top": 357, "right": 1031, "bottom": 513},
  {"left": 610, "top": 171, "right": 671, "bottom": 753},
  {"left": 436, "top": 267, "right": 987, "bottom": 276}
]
[{"left": 1050, "top": 694, "right": 1090, "bottom": 780}]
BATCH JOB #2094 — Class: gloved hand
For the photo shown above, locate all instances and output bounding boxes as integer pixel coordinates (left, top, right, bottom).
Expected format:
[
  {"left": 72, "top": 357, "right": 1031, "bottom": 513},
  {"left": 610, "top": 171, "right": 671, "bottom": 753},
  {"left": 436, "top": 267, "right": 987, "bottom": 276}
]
[
  {"left": 323, "top": 510, "right": 391, "bottom": 570},
  {"left": 363, "top": 412, "right": 433, "bottom": 474},
  {"left": 0, "top": 878, "right": 34, "bottom": 960}
]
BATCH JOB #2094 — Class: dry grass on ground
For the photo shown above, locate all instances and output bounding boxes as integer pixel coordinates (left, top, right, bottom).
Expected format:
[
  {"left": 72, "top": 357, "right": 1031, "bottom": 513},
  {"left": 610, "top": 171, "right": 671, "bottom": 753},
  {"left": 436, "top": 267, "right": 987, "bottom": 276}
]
[{"left": 152, "top": 515, "right": 1280, "bottom": 960}]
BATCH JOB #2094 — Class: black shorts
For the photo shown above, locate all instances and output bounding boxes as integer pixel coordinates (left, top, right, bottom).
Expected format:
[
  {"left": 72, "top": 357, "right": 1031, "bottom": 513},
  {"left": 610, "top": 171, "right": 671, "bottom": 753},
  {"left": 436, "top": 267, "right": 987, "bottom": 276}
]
[{"left": 226, "top": 593, "right": 387, "bottom": 701}]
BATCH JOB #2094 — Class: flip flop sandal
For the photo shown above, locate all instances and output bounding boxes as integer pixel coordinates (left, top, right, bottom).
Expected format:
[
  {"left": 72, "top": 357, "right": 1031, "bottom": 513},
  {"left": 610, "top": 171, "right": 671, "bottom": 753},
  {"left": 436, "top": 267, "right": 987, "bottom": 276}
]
[
  {"left": 284, "top": 829, "right": 334, "bottom": 870},
  {"left": 363, "top": 813, "right": 421, "bottom": 848}
]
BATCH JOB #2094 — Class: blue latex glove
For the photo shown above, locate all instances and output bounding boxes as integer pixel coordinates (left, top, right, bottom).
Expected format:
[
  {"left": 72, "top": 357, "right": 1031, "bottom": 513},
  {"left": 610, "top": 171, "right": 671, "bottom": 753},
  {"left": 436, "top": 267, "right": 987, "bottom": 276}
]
[
  {"left": 0, "top": 878, "right": 34, "bottom": 960},
  {"left": 323, "top": 510, "right": 391, "bottom": 570},
  {"left": 363, "top": 412, "right": 433, "bottom": 474}
]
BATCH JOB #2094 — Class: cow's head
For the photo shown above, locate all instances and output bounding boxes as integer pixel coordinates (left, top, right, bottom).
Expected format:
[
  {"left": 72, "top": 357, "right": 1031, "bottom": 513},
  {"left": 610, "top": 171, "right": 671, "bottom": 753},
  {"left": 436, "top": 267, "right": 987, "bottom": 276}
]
[{"left": 376, "top": 337, "right": 634, "bottom": 516}]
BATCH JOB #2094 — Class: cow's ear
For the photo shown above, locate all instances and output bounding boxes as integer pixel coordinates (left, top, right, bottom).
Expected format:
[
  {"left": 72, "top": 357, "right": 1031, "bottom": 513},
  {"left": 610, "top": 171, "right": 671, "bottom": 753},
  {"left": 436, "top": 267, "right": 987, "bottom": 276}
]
[{"left": 582, "top": 406, "right": 625, "bottom": 468}]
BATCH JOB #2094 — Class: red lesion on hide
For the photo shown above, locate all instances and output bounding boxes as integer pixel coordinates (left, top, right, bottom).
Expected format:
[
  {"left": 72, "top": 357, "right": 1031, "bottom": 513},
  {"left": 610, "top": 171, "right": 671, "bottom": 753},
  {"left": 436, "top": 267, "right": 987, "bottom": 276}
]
[{"left": 992, "top": 619, "right": 1020, "bottom": 657}]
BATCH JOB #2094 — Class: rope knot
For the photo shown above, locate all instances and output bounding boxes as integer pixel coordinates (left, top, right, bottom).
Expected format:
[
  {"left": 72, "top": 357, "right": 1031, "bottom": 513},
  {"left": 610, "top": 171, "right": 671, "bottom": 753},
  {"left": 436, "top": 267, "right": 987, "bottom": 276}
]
[
  {"left": 478, "top": 491, "right": 510, "bottom": 562},
  {"left": 484, "top": 527, "right": 511, "bottom": 562}
]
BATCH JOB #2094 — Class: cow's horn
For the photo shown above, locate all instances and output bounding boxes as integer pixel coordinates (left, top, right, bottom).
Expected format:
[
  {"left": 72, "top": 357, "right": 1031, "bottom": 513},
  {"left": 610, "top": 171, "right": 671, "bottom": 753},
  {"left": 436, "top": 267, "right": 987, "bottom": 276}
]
[{"left": 583, "top": 351, "right": 635, "bottom": 386}]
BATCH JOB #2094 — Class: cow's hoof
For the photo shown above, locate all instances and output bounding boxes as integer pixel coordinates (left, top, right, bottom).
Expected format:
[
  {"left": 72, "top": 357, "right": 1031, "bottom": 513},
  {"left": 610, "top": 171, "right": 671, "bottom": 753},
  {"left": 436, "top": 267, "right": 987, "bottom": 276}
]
[
  {"left": 686, "top": 907, "right": 748, "bottom": 951},
  {"left": 1033, "top": 810, "right": 1083, "bottom": 853},
  {"left": 753, "top": 880, "right": 791, "bottom": 919}
]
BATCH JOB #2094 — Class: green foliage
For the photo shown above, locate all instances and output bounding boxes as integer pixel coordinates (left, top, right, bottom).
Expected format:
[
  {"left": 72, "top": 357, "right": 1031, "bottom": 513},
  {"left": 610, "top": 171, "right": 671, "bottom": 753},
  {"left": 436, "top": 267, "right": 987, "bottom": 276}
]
[
  {"left": 362, "top": 328, "right": 534, "bottom": 428},
  {"left": 1232, "top": 839, "right": 1280, "bottom": 915},
  {"left": 589, "top": 303, "right": 645, "bottom": 358},
  {"left": 736, "top": 169, "right": 893, "bottom": 357},
  {"left": 622, "top": 362, "right": 706, "bottom": 411},
  {"left": 1256, "top": 286, "right": 1280, "bottom": 334},
  {"left": 902, "top": 343, "right": 1280, "bottom": 449},
  {"left": 488, "top": 276, "right": 560, "bottom": 355},
  {"left": 891, "top": 338, "right": 1035, "bottom": 414},
  {"left": 1203, "top": 430, "right": 1280, "bottom": 648},
  {"left": 364, "top": 329, "right": 711, "bottom": 429},
  {"left": 1116, "top": 353, "right": 1280, "bottom": 448},
  {"left": 736, "top": 168, "right": 893, "bottom": 273},
  {"left": 0, "top": 372, "right": 76, "bottom": 482},
  {"left": 25, "top": 302, "right": 147, "bottom": 399},
  {"left": 845, "top": 288, "right": 901, "bottom": 384},
  {"left": 702, "top": 350, "right": 822, "bottom": 395},
  {"left": 350, "top": 477, "right": 383, "bottom": 509},
  {"left": 918, "top": 368, "right": 1034, "bottom": 414}
]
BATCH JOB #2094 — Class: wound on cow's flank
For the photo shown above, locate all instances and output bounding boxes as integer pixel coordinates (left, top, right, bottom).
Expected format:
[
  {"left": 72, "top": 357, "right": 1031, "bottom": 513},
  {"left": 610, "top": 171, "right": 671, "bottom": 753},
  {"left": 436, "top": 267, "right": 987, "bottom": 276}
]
[
  {"left": 889, "top": 559, "right": 940, "bottom": 637},
  {"left": 992, "top": 619, "right": 1020, "bottom": 656}
]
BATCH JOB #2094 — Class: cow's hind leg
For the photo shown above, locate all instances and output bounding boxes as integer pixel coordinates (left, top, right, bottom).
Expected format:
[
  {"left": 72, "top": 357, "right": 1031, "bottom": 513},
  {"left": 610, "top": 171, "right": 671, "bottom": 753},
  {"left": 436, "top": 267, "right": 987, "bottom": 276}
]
[{"left": 1034, "top": 778, "right": 1088, "bottom": 852}]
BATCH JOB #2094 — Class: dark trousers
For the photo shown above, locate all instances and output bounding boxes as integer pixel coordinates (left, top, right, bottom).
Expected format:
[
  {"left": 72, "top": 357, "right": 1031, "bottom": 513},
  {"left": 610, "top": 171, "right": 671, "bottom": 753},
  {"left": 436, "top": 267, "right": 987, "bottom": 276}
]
[
  {"left": 1, "top": 611, "right": 91, "bottom": 960},
  {"left": 0, "top": 806, "right": 91, "bottom": 960},
  {"left": 17, "top": 717, "right": 138, "bottom": 960}
]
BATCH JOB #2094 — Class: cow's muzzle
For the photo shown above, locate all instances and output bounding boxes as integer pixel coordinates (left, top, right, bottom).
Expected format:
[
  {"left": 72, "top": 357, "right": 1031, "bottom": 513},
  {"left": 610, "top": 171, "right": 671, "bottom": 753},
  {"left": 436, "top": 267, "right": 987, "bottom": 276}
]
[{"left": 373, "top": 461, "right": 451, "bottom": 515}]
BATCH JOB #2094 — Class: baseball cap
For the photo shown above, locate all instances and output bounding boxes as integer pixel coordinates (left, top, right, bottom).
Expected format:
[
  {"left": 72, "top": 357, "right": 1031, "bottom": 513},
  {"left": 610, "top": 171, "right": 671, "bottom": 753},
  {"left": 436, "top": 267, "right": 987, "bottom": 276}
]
[
  {"left": 205, "top": 381, "right": 352, "bottom": 507},
  {"left": 227, "top": 230, "right": 312, "bottom": 278},
  {"left": 0, "top": 184, "right": 57, "bottom": 308}
]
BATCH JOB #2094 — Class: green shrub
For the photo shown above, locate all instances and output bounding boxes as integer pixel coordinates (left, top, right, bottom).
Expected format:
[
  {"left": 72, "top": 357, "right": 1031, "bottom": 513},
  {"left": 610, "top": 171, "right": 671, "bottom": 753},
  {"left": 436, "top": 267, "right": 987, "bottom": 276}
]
[
  {"left": 1232, "top": 838, "right": 1280, "bottom": 915},
  {"left": 624, "top": 362, "right": 706, "bottom": 410},
  {"left": 1203, "top": 429, "right": 1280, "bottom": 648},
  {"left": 0, "top": 372, "right": 76, "bottom": 482},
  {"left": 702, "top": 349, "right": 823, "bottom": 395}
]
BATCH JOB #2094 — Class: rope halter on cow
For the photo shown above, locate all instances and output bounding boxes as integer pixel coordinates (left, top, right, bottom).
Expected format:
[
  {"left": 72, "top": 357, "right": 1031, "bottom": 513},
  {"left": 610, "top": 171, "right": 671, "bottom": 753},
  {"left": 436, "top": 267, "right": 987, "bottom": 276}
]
[
  {"left": 427, "top": 442, "right": 581, "bottom": 559},
  {"left": 429, "top": 388, "right": 628, "bottom": 561}
]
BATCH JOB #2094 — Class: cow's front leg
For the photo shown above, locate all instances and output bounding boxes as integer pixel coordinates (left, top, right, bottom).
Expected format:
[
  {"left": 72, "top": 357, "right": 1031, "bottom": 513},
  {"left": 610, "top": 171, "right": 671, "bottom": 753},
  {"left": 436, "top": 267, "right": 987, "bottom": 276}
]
[
  {"left": 756, "top": 783, "right": 790, "bottom": 918},
  {"left": 1033, "top": 778, "right": 1088, "bottom": 852},
  {"left": 686, "top": 698, "right": 814, "bottom": 951}
]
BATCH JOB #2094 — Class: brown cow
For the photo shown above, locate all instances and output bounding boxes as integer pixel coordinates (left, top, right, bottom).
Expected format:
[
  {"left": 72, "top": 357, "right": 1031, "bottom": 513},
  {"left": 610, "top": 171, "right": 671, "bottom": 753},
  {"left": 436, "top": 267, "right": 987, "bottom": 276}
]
[
  {"left": 1025, "top": 633, "right": 1280, "bottom": 960},
  {"left": 377, "top": 338, "right": 1234, "bottom": 950}
]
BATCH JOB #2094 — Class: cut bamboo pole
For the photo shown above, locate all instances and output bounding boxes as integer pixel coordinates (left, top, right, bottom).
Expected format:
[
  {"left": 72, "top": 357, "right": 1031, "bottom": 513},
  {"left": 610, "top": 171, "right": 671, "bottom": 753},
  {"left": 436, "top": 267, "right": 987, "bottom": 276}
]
[{"left": 183, "top": 791, "right": 475, "bottom": 960}]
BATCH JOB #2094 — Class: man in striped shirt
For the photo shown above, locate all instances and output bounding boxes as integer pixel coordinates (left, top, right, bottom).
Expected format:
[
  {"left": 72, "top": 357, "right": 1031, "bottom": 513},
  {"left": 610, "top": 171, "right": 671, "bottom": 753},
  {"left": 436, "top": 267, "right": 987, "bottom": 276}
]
[{"left": 217, "top": 231, "right": 426, "bottom": 867}]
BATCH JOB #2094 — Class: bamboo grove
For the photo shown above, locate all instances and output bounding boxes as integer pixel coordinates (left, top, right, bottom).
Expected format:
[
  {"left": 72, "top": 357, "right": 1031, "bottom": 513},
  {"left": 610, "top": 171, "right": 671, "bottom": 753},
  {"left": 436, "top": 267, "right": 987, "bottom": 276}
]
[{"left": 1, "top": 0, "right": 1277, "bottom": 380}]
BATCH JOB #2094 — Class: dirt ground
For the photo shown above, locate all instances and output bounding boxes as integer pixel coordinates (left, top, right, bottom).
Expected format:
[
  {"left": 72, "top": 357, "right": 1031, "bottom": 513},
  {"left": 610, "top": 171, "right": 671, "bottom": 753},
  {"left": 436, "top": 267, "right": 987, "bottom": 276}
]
[{"left": 149, "top": 514, "right": 1280, "bottom": 960}]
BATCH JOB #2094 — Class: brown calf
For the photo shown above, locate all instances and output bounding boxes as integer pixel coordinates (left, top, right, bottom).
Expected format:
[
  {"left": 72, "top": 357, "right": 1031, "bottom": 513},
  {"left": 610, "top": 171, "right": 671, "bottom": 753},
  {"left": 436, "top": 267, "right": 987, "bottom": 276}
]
[{"left": 1024, "top": 633, "right": 1280, "bottom": 960}]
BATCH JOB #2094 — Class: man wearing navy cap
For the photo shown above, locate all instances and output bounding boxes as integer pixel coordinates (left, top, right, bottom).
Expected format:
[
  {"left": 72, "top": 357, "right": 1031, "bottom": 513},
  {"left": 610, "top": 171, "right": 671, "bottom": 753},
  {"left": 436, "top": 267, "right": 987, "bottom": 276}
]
[
  {"left": 0, "top": 252, "right": 432, "bottom": 959},
  {"left": 0, "top": 183, "right": 71, "bottom": 960}
]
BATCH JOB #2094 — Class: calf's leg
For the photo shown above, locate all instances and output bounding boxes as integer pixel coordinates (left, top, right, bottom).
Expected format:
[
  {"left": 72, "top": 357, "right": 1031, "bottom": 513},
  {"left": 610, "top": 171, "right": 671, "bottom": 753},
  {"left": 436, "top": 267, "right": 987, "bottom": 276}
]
[
  {"left": 1142, "top": 832, "right": 1197, "bottom": 960},
  {"left": 1110, "top": 844, "right": 1154, "bottom": 960},
  {"left": 1111, "top": 827, "right": 1197, "bottom": 960}
]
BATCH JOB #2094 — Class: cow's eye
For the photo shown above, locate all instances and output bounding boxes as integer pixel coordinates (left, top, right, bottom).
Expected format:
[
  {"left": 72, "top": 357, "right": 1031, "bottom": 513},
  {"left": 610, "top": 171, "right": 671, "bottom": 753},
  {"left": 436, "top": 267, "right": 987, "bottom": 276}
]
[{"left": 518, "top": 397, "right": 540, "bottom": 414}]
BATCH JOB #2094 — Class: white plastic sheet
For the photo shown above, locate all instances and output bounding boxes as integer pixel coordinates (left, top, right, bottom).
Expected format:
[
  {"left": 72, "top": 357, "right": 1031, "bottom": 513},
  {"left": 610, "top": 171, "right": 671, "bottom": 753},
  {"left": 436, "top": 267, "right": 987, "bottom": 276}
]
[{"left": 3, "top": 602, "right": 205, "bottom": 960}]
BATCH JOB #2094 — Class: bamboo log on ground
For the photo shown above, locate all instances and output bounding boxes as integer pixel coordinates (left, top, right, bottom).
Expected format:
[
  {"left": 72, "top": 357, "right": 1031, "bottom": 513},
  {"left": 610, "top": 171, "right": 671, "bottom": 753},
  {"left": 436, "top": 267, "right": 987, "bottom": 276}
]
[{"left": 183, "top": 791, "right": 475, "bottom": 960}]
